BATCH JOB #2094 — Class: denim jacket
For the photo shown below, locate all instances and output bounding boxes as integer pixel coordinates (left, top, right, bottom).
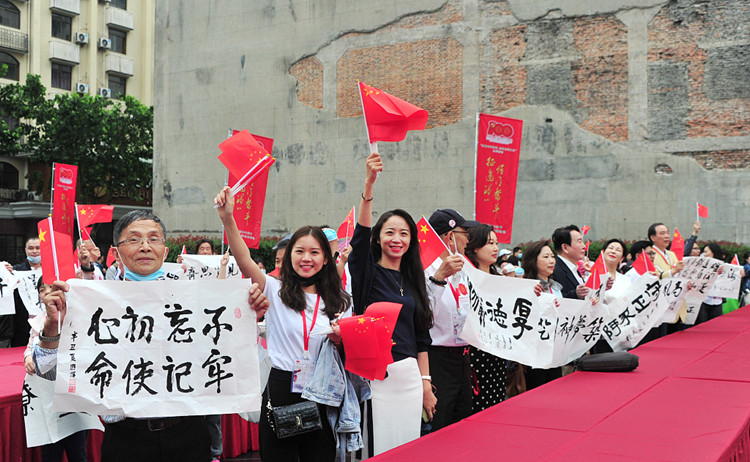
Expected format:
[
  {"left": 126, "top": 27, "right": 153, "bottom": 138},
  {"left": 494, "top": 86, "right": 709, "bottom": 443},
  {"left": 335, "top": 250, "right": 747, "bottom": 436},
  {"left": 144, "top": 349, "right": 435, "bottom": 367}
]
[{"left": 303, "top": 339, "right": 370, "bottom": 459}]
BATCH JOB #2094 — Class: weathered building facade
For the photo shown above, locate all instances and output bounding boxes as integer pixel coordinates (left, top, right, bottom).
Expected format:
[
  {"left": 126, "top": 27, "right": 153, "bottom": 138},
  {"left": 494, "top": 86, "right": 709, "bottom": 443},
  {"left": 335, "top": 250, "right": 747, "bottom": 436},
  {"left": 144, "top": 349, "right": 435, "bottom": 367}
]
[{"left": 154, "top": 0, "right": 750, "bottom": 244}]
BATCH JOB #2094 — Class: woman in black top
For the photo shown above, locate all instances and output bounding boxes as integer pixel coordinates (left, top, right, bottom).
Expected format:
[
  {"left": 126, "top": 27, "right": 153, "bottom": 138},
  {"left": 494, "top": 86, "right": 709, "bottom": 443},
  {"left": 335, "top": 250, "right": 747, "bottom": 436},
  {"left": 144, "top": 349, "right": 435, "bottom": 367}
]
[{"left": 348, "top": 153, "right": 436, "bottom": 456}]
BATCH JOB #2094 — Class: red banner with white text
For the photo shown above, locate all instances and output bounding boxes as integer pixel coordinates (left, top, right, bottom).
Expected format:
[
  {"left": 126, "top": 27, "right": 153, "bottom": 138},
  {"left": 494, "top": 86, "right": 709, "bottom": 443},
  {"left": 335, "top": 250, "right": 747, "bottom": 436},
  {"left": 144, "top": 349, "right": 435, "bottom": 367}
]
[
  {"left": 224, "top": 132, "right": 273, "bottom": 250},
  {"left": 52, "top": 163, "right": 78, "bottom": 238},
  {"left": 474, "top": 114, "right": 523, "bottom": 244}
]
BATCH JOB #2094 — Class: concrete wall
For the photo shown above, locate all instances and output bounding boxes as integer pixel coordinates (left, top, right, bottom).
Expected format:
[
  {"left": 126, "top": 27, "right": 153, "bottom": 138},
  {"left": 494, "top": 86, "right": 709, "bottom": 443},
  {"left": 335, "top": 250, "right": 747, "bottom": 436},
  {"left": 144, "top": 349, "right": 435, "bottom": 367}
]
[{"left": 153, "top": 0, "right": 750, "bottom": 244}]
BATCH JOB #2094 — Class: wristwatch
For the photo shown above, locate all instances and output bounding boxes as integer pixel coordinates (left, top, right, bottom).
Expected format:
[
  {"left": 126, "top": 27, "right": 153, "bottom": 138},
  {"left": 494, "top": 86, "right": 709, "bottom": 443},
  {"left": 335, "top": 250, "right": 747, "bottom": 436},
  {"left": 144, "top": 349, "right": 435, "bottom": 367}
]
[{"left": 39, "top": 329, "right": 61, "bottom": 343}]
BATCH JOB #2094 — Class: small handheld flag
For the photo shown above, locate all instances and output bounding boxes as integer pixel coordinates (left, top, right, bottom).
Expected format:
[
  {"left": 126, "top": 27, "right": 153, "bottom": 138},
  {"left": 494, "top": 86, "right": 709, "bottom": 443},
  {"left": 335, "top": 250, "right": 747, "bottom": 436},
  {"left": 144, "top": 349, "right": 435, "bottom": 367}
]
[
  {"left": 671, "top": 229, "right": 685, "bottom": 262},
  {"left": 358, "top": 81, "right": 429, "bottom": 148},
  {"left": 415, "top": 216, "right": 450, "bottom": 270},
  {"left": 697, "top": 203, "right": 708, "bottom": 220}
]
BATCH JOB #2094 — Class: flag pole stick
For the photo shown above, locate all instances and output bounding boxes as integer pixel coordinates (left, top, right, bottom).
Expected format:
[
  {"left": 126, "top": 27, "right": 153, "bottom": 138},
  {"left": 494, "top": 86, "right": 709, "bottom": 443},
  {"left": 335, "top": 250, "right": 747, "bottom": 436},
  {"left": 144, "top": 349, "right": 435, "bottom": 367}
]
[
  {"left": 357, "top": 82, "right": 378, "bottom": 155},
  {"left": 222, "top": 128, "right": 232, "bottom": 255},
  {"left": 50, "top": 163, "right": 56, "bottom": 217},
  {"left": 47, "top": 217, "right": 62, "bottom": 333},
  {"left": 696, "top": 202, "right": 699, "bottom": 222}
]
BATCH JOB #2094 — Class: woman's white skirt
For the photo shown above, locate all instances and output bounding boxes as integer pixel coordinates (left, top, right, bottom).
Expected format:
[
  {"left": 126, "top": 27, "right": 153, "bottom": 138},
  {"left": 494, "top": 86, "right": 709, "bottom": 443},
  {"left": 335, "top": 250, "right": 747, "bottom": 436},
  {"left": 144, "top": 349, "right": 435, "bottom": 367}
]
[{"left": 371, "top": 357, "right": 422, "bottom": 456}]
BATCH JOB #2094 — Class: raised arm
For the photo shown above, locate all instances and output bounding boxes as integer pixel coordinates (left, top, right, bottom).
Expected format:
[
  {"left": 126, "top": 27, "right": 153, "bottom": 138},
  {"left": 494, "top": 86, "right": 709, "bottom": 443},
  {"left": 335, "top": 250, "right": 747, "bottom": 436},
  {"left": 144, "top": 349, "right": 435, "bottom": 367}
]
[
  {"left": 215, "top": 186, "right": 267, "bottom": 291},
  {"left": 357, "top": 153, "right": 382, "bottom": 228}
]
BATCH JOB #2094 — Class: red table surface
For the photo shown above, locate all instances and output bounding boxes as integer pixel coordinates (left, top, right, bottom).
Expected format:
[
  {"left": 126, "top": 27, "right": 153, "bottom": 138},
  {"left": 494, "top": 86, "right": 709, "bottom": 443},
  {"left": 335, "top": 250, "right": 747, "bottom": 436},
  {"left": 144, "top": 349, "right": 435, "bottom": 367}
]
[
  {"left": 0, "top": 347, "right": 259, "bottom": 461},
  {"left": 373, "top": 306, "right": 750, "bottom": 461}
]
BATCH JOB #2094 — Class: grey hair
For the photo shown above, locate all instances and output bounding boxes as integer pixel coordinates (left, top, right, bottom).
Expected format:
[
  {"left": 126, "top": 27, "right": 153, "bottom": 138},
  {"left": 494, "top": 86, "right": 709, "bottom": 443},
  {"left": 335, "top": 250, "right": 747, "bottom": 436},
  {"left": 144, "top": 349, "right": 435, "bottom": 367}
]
[{"left": 113, "top": 210, "right": 167, "bottom": 243}]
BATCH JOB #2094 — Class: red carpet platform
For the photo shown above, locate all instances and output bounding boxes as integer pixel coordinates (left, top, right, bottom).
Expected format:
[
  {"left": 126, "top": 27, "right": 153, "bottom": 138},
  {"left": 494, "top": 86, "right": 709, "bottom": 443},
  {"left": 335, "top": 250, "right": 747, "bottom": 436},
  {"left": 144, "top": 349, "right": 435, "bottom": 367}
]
[
  {"left": 0, "top": 347, "right": 259, "bottom": 462},
  {"left": 374, "top": 306, "right": 750, "bottom": 461}
]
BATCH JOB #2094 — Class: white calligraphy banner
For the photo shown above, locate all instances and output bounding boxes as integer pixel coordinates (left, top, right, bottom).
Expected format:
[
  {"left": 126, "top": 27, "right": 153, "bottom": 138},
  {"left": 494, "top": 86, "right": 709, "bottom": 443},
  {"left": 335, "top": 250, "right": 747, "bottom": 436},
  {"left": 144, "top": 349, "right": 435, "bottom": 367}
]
[
  {"left": 15, "top": 269, "right": 44, "bottom": 317},
  {"left": 677, "top": 257, "right": 723, "bottom": 325},
  {"left": 709, "top": 263, "right": 743, "bottom": 299},
  {"left": 23, "top": 373, "right": 103, "bottom": 447},
  {"left": 54, "top": 279, "right": 261, "bottom": 417},
  {"left": 181, "top": 255, "right": 243, "bottom": 280},
  {"left": 601, "top": 274, "right": 688, "bottom": 351},
  {"left": 162, "top": 262, "right": 187, "bottom": 280},
  {"left": 460, "top": 264, "right": 605, "bottom": 369},
  {"left": 0, "top": 264, "right": 19, "bottom": 315}
]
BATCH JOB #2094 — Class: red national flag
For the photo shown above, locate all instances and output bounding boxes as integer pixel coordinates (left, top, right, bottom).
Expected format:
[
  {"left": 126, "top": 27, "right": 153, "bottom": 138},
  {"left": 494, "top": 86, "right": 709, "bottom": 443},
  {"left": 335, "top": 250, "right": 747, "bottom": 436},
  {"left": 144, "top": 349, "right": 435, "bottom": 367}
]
[
  {"left": 38, "top": 217, "right": 76, "bottom": 284},
  {"left": 77, "top": 204, "right": 114, "bottom": 228},
  {"left": 671, "top": 229, "right": 685, "bottom": 262},
  {"left": 474, "top": 114, "right": 523, "bottom": 244},
  {"left": 585, "top": 241, "right": 591, "bottom": 255},
  {"left": 337, "top": 206, "right": 355, "bottom": 253},
  {"left": 51, "top": 163, "right": 78, "bottom": 238},
  {"left": 731, "top": 254, "right": 740, "bottom": 266},
  {"left": 585, "top": 267, "right": 601, "bottom": 290},
  {"left": 80, "top": 226, "right": 93, "bottom": 241},
  {"left": 106, "top": 246, "right": 117, "bottom": 267},
  {"left": 223, "top": 131, "right": 273, "bottom": 250},
  {"left": 632, "top": 250, "right": 657, "bottom": 276},
  {"left": 589, "top": 253, "right": 606, "bottom": 278},
  {"left": 358, "top": 81, "right": 429, "bottom": 143},
  {"left": 581, "top": 225, "right": 591, "bottom": 236},
  {"left": 181, "top": 245, "right": 187, "bottom": 255},
  {"left": 339, "top": 302, "right": 402, "bottom": 380},
  {"left": 217, "top": 130, "right": 270, "bottom": 181},
  {"left": 697, "top": 203, "right": 708, "bottom": 219},
  {"left": 416, "top": 216, "right": 448, "bottom": 270}
]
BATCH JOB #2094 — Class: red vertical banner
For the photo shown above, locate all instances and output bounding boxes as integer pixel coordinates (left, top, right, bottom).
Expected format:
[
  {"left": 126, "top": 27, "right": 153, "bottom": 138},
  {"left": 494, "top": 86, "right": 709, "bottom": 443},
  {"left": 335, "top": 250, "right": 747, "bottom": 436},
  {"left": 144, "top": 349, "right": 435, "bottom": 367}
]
[
  {"left": 224, "top": 132, "right": 273, "bottom": 250},
  {"left": 474, "top": 114, "right": 523, "bottom": 244},
  {"left": 52, "top": 163, "right": 78, "bottom": 238}
]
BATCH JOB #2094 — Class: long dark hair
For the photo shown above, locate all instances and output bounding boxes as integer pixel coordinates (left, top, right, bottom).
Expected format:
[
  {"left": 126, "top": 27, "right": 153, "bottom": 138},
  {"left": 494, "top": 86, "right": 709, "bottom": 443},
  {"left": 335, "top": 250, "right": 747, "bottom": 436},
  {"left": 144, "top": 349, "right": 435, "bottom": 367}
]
[
  {"left": 371, "top": 209, "right": 432, "bottom": 330},
  {"left": 703, "top": 242, "right": 725, "bottom": 262},
  {"left": 279, "top": 226, "right": 350, "bottom": 320},
  {"left": 522, "top": 240, "right": 552, "bottom": 280},
  {"left": 464, "top": 224, "right": 499, "bottom": 275}
]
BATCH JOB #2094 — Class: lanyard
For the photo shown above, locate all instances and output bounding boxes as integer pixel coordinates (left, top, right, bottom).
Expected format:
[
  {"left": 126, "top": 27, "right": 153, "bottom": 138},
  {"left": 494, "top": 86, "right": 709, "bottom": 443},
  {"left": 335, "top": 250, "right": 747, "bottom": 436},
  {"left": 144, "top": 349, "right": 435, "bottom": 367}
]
[
  {"left": 301, "top": 295, "right": 320, "bottom": 359},
  {"left": 449, "top": 282, "right": 460, "bottom": 307}
]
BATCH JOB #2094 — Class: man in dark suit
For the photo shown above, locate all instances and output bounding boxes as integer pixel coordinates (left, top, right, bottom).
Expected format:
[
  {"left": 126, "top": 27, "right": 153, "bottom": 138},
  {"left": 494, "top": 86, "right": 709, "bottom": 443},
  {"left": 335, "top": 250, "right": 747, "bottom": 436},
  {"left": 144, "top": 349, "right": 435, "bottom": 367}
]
[{"left": 551, "top": 225, "right": 589, "bottom": 300}]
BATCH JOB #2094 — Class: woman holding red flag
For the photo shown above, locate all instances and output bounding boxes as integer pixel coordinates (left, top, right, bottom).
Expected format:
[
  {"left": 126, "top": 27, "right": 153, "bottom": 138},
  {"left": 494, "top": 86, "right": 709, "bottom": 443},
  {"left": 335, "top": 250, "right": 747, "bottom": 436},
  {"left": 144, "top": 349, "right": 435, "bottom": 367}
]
[
  {"left": 348, "top": 152, "right": 436, "bottom": 456},
  {"left": 215, "top": 187, "right": 351, "bottom": 461}
]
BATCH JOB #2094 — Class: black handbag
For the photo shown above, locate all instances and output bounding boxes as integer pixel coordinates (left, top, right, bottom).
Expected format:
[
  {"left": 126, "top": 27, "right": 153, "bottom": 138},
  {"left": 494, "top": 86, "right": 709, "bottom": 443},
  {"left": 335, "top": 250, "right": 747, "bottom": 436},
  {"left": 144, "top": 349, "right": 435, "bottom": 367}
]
[
  {"left": 574, "top": 352, "right": 639, "bottom": 372},
  {"left": 266, "top": 391, "right": 322, "bottom": 439}
]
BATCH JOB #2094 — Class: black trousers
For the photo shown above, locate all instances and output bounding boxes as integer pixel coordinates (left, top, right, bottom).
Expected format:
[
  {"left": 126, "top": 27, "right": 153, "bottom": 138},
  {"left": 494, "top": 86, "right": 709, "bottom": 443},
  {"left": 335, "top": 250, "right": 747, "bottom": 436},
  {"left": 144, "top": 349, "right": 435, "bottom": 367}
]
[
  {"left": 259, "top": 368, "right": 335, "bottom": 462},
  {"left": 41, "top": 430, "right": 87, "bottom": 462},
  {"left": 428, "top": 345, "right": 473, "bottom": 431},
  {"left": 101, "top": 416, "right": 209, "bottom": 462},
  {"left": 696, "top": 302, "right": 723, "bottom": 325}
]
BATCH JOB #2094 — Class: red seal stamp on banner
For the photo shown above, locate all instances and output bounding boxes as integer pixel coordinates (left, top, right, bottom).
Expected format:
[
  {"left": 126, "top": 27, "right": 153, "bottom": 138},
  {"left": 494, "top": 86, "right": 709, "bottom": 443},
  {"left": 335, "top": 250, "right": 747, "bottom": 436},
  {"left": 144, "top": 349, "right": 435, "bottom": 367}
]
[{"left": 234, "top": 307, "right": 242, "bottom": 319}]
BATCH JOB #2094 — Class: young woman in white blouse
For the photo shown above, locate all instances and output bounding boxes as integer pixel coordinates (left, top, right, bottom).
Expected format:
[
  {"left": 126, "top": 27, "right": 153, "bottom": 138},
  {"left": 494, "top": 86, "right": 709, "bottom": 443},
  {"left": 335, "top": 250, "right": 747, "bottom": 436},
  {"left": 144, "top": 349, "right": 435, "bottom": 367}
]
[{"left": 216, "top": 187, "right": 350, "bottom": 462}]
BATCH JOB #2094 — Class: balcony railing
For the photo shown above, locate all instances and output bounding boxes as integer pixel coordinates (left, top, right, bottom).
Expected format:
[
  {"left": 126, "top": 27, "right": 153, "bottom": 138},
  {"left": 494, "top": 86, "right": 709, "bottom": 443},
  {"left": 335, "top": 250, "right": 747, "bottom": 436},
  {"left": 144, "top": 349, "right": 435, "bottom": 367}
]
[{"left": 0, "top": 27, "right": 28, "bottom": 54}]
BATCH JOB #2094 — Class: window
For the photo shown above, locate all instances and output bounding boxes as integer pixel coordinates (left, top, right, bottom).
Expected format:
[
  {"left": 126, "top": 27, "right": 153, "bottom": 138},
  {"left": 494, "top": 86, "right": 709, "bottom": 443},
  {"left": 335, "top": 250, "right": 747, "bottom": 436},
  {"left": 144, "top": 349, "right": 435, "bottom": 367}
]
[
  {"left": 0, "top": 161, "right": 19, "bottom": 189},
  {"left": 110, "top": 0, "right": 127, "bottom": 10},
  {"left": 51, "top": 63, "right": 72, "bottom": 90},
  {"left": 0, "top": 52, "right": 19, "bottom": 80},
  {"left": 109, "top": 74, "right": 126, "bottom": 99},
  {"left": 51, "top": 13, "right": 72, "bottom": 41},
  {"left": 0, "top": 0, "right": 20, "bottom": 29},
  {"left": 109, "top": 28, "right": 126, "bottom": 54},
  {"left": 0, "top": 234, "right": 25, "bottom": 266}
]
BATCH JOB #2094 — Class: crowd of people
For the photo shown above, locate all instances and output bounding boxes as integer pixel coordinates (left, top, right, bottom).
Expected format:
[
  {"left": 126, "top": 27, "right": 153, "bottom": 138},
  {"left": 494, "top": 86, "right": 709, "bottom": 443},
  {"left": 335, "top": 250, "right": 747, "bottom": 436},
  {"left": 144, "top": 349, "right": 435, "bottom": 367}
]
[{"left": 2, "top": 152, "right": 749, "bottom": 461}]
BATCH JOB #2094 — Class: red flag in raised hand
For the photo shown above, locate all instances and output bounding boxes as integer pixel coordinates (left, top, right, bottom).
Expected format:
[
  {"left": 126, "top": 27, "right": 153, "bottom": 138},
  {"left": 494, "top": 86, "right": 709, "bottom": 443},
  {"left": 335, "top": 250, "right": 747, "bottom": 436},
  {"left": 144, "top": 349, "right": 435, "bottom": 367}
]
[
  {"left": 76, "top": 204, "right": 114, "bottom": 228},
  {"left": 358, "top": 81, "right": 429, "bottom": 143},
  {"left": 106, "top": 246, "right": 117, "bottom": 267},
  {"left": 337, "top": 206, "right": 356, "bottom": 254},
  {"left": 697, "top": 203, "right": 708, "bottom": 219},
  {"left": 51, "top": 163, "right": 78, "bottom": 238},
  {"left": 38, "top": 217, "right": 76, "bottom": 284},
  {"left": 218, "top": 130, "right": 271, "bottom": 184},
  {"left": 416, "top": 216, "right": 449, "bottom": 270},
  {"left": 585, "top": 267, "right": 601, "bottom": 290},
  {"left": 589, "top": 253, "right": 606, "bottom": 278},
  {"left": 339, "top": 302, "right": 402, "bottom": 380},
  {"left": 671, "top": 229, "right": 685, "bottom": 262},
  {"left": 632, "top": 250, "right": 657, "bottom": 276},
  {"left": 731, "top": 254, "right": 740, "bottom": 266},
  {"left": 581, "top": 225, "right": 591, "bottom": 236},
  {"left": 181, "top": 245, "right": 187, "bottom": 255}
]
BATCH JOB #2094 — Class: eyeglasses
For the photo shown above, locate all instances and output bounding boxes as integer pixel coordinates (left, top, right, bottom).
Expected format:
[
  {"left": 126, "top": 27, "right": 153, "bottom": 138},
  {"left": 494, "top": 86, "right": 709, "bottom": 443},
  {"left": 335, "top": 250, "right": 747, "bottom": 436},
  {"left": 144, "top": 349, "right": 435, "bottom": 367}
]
[{"left": 116, "top": 236, "right": 166, "bottom": 248}]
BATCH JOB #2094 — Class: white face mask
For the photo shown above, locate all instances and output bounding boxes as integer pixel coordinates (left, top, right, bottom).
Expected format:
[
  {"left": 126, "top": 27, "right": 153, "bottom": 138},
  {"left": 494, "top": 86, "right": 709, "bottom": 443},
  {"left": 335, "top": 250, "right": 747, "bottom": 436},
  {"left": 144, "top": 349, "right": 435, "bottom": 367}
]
[{"left": 27, "top": 255, "right": 41, "bottom": 264}]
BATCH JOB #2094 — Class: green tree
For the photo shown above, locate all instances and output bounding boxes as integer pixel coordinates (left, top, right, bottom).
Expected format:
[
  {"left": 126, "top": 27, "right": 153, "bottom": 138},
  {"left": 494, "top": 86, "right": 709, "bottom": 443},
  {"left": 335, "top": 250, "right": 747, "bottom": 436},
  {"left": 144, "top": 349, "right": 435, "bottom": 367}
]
[{"left": 0, "top": 73, "right": 153, "bottom": 203}]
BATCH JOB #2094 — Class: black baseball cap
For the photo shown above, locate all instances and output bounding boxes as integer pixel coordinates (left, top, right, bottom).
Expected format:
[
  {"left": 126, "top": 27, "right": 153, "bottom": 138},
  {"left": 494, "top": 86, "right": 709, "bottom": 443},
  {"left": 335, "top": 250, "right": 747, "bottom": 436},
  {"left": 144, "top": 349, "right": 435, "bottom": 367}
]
[{"left": 428, "top": 209, "right": 479, "bottom": 235}]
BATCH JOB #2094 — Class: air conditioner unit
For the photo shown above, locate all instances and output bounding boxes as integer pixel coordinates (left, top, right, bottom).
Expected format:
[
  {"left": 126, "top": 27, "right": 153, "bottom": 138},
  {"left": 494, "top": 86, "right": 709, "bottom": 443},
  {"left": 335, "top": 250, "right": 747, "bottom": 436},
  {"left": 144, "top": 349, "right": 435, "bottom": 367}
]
[
  {"left": 98, "top": 87, "right": 112, "bottom": 98},
  {"left": 74, "top": 32, "right": 88, "bottom": 44},
  {"left": 75, "top": 82, "right": 89, "bottom": 94},
  {"left": 97, "top": 38, "right": 111, "bottom": 49}
]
